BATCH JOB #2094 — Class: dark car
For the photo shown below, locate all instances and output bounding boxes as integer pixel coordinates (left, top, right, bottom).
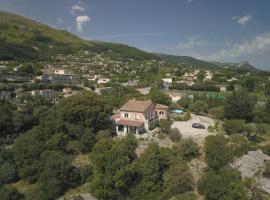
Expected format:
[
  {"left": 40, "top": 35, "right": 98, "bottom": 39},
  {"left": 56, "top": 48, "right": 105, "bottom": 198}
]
[{"left": 192, "top": 123, "right": 205, "bottom": 129}]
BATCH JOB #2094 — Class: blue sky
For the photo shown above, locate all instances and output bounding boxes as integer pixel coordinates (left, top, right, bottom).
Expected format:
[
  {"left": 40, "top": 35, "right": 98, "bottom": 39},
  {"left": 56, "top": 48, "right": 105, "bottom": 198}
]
[{"left": 0, "top": 0, "right": 270, "bottom": 70}]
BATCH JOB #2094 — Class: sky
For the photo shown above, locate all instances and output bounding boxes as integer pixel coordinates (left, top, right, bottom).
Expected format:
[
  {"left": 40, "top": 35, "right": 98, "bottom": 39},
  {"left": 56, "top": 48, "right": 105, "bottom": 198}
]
[{"left": 0, "top": 0, "right": 270, "bottom": 70}]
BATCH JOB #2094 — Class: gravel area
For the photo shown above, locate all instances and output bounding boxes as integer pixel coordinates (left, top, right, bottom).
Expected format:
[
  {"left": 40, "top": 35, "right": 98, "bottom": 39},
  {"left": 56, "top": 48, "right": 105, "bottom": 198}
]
[{"left": 171, "top": 114, "right": 216, "bottom": 146}]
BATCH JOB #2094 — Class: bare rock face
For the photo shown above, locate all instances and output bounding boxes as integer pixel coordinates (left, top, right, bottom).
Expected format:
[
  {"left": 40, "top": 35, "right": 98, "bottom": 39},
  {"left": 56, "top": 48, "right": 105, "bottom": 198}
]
[{"left": 231, "top": 149, "right": 270, "bottom": 194}]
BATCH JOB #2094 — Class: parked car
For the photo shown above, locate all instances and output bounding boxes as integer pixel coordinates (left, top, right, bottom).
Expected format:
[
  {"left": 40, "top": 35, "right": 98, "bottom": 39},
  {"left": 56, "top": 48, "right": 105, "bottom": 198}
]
[{"left": 192, "top": 123, "right": 205, "bottom": 129}]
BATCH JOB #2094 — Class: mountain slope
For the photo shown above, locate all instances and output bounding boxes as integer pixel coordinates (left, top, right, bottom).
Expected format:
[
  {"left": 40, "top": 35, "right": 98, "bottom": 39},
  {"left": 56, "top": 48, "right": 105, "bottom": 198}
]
[
  {"left": 0, "top": 11, "right": 156, "bottom": 61},
  {"left": 156, "top": 54, "right": 219, "bottom": 69}
]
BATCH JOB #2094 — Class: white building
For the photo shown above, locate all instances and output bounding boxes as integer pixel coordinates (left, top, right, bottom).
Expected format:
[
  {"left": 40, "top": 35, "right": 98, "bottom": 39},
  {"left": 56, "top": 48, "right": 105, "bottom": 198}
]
[{"left": 54, "top": 69, "right": 69, "bottom": 75}]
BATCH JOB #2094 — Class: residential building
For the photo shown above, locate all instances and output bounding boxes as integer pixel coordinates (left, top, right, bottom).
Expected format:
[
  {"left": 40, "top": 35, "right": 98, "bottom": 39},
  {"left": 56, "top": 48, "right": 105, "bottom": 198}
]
[
  {"left": 31, "top": 89, "right": 56, "bottom": 102},
  {"left": 54, "top": 69, "right": 69, "bottom": 75},
  {"left": 114, "top": 99, "right": 169, "bottom": 136},
  {"left": 42, "top": 74, "right": 80, "bottom": 84},
  {"left": 95, "top": 87, "right": 112, "bottom": 95}
]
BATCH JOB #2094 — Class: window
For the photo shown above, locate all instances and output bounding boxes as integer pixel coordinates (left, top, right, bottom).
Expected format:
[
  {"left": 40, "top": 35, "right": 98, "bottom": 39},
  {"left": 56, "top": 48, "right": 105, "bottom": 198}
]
[
  {"left": 159, "top": 111, "right": 164, "bottom": 115},
  {"left": 124, "top": 113, "right": 129, "bottom": 118},
  {"left": 135, "top": 114, "right": 139, "bottom": 120}
]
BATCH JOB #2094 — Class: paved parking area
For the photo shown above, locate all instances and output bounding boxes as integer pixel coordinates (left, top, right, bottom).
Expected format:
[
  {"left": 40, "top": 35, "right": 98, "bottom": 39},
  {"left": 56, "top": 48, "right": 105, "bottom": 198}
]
[{"left": 171, "top": 114, "right": 216, "bottom": 145}]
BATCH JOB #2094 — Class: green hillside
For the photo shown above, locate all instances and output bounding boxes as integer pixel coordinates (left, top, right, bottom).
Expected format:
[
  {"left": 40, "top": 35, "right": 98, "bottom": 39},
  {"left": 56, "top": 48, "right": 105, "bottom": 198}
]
[
  {"left": 156, "top": 54, "right": 219, "bottom": 69},
  {"left": 0, "top": 11, "right": 155, "bottom": 61},
  {"left": 0, "top": 11, "right": 260, "bottom": 71}
]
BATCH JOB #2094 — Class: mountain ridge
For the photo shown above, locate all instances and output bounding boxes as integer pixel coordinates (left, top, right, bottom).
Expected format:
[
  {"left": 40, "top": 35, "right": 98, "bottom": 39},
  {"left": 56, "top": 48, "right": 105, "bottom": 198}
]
[{"left": 0, "top": 11, "right": 261, "bottom": 72}]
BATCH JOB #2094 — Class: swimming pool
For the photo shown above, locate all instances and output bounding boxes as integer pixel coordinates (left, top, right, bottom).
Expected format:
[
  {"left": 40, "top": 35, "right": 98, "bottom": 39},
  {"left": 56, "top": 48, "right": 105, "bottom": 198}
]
[{"left": 171, "top": 109, "right": 184, "bottom": 114}]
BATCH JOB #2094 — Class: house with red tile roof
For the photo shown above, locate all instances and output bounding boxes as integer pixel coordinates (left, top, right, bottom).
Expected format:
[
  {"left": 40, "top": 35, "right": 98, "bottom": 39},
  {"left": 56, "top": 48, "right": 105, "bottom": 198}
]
[{"left": 114, "top": 99, "right": 169, "bottom": 136}]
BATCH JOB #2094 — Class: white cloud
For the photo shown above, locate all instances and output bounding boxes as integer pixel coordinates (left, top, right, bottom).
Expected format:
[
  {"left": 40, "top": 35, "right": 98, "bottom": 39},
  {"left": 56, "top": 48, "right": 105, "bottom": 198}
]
[
  {"left": 205, "top": 32, "right": 270, "bottom": 61},
  {"left": 232, "top": 14, "right": 252, "bottom": 26},
  {"left": 177, "top": 35, "right": 208, "bottom": 49},
  {"left": 76, "top": 15, "right": 91, "bottom": 32},
  {"left": 70, "top": 1, "right": 86, "bottom": 15}
]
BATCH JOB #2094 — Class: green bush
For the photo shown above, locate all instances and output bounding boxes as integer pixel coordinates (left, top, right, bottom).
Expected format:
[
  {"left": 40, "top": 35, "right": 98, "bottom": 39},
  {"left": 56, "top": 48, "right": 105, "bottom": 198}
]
[
  {"left": 0, "top": 185, "right": 23, "bottom": 200},
  {"left": 224, "top": 120, "right": 245, "bottom": 135},
  {"left": 168, "top": 128, "right": 182, "bottom": 142},
  {"left": 173, "top": 116, "right": 183, "bottom": 121},
  {"left": 158, "top": 133, "right": 166, "bottom": 140},
  {"left": 0, "top": 162, "right": 18, "bottom": 184},
  {"left": 183, "top": 111, "right": 191, "bottom": 121},
  {"left": 159, "top": 119, "right": 172, "bottom": 134},
  {"left": 208, "top": 125, "right": 216, "bottom": 133},
  {"left": 149, "top": 119, "right": 159, "bottom": 130},
  {"left": 263, "top": 161, "right": 270, "bottom": 178},
  {"left": 189, "top": 100, "right": 208, "bottom": 114},
  {"left": 175, "top": 192, "right": 197, "bottom": 200},
  {"left": 209, "top": 107, "right": 224, "bottom": 119}
]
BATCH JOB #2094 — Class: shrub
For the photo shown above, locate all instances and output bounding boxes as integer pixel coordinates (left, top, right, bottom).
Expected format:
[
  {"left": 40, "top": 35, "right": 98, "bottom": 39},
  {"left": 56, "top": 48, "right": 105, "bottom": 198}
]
[
  {"left": 168, "top": 128, "right": 182, "bottom": 142},
  {"left": 224, "top": 120, "right": 245, "bottom": 135},
  {"left": 244, "top": 123, "right": 257, "bottom": 134},
  {"left": 0, "top": 185, "right": 23, "bottom": 200},
  {"left": 263, "top": 161, "right": 270, "bottom": 178},
  {"left": 209, "top": 107, "right": 224, "bottom": 119},
  {"left": 159, "top": 119, "right": 172, "bottom": 134},
  {"left": 175, "top": 192, "right": 197, "bottom": 200},
  {"left": 208, "top": 125, "right": 216, "bottom": 133},
  {"left": 255, "top": 123, "right": 269, "bottom": 135},
  {"left": 158, "top": 133, "right": 166, "bottom": 140},
  {"left": 173, "top": 116, "right": 182, "bottom": 121},
  {"left": 189, "top": 100, "right": 208, "bottom": 114},
  {"left": 173, "top": 139, "right": 199, "bottom": 161},
  {"left": 0, "top": 162, "right": 18, "bottom": 184},
  {"left": 183, "top": 111, "right": 191, "bottom": 121},
  {"left": 149, "top": 119, "right": 159, "bottom": 130}
]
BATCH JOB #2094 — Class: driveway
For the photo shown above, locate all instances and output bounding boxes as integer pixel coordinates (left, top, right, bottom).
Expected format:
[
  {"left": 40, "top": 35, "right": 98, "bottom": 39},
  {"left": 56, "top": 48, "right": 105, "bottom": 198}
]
[{"left": 171, "top": 114, "right": 216, "bottom": 146}]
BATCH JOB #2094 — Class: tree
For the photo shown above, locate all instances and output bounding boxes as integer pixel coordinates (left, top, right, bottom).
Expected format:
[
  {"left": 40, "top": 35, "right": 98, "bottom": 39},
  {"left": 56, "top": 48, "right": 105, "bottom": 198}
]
[
  {"left": 204, "top": 135, "right": 232, "bottom": 170},
  {"left": 224, "top": 120, "right": 245, "bottom": 135},
  {"left": 168, "top": 128, "right": 182, "bottom": 142},
  {"left": 90, "top": 136, "right": 137, "bottom": 200},
  {"left": 56, "top": 92, "right": 112, "bottom": 132},
  {"left": 198, "top": 167, "right": 248, "bottom": 200},
  {"left": 150, "top": 87, "right": 171, "bottom": 106},
  {"left": 0, "top": 162, "right": 18, "bottom": 184},
  {"left": 163, "top": 161, "right": 194, "bottom": 197},
  {"left": 265, "top": 81, "right": 270, "bottom": 97},
  {"left": 173, "top": 139, "right": 199, "bottom": 161},
  {"left": 159, "top": 119, "right": 172, "bottom": 134},
  {"left": 244, "top": 78, "right": 256, "bottom": 92},
  {"left": 224, "top": 89, "right": 256, "bottom": 122},
  {"left": 0, "top": 185, "right": 23, "bottom": 200},
  {"left": 0, "top": 101, "right": 14, "bottom": 136},
  {"left": 189, "top": 100, "right": 208, "bottom": 114},
  {"left": 38, "top": 152, "right": 79, "bottom": 199}
]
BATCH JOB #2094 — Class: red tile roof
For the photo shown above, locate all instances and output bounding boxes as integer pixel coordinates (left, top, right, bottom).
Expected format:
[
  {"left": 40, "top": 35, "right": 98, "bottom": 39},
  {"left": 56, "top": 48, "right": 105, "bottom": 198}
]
[
  {"left": 155, "top": 104, "right": 169, "bottom": 109},
  {"left": 120, "top": 100, "right": 154, "bottom": 112},
  {"left": 116, "top": 119, "right": 144, "bottom": 127}
]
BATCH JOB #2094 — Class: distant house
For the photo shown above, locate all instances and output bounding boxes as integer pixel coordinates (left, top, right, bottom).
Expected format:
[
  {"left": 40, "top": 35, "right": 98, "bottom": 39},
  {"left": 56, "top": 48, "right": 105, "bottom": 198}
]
[
  {"left": 97, "top": 78, "right": 110, "bottom": 85},
  {"left": 137, "top": 87, "right": 151, "bottom": 95},
  {"left": 95, "top": 87, "right": 112, "bottom": 95},
  {"left": 42, "top": 74, "right": 80, "bottom": 84},
  {"left": 0, "top": 91, "right": 13, "bottom": 100},
  {"left": 162, "top": 78, "right": 173, "bottom": 88},
  {"left": 217, "top": 85, "right": 227, "bottom": 92},
  {"left": 0, "top": 74, "right": 33, "bottom": 83},
  {"left": 63, "top": 88, "right": 72, "bottom": 94},
  {"left": 166, "top": 92, "right": 186, "bottom": 103},
  {"left": 54, "top": 69, "right": 69, "bottom": 75},
  {"left": 114, "top": 99, "right": 169, "bottom": 136},
  {"left": 31, "top": 89, "right": 56, "bottom": 102}
]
